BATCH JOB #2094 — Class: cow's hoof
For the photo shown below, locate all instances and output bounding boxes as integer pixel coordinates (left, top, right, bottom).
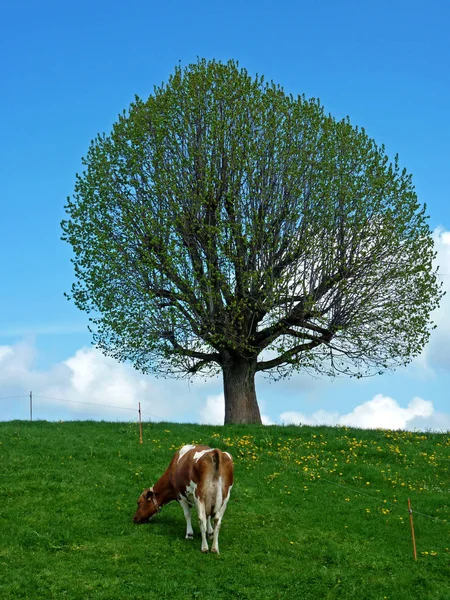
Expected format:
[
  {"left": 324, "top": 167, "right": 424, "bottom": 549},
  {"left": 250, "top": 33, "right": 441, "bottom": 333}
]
[
  {"left": 211, "top": 548, "right": 219, "bottom": 554},
  {"left": 201, "top": 548, "right": 209, "bottom": 553},
  {"left": 185, "top": 533, "right": 194, "bottom": 539}
]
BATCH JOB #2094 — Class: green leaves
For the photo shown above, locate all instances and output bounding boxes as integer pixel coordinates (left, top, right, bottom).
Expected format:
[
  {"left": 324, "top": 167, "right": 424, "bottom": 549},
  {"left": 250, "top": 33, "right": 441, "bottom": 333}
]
[{"left": 62, "top": 57, "right": 443, "bottom": 382}]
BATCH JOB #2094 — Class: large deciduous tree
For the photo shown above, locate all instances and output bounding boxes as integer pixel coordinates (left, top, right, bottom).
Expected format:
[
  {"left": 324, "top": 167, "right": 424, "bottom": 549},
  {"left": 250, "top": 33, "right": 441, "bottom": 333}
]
[{"left": 61, "top": 58, "right": 443, "bottom": 424}]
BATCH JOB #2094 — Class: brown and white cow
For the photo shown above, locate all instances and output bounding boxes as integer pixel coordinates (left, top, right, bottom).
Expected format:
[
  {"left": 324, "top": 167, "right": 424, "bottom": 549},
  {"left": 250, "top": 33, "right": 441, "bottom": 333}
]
[{"left": 133, "top": 444, "right": 234, "bottom": 553}]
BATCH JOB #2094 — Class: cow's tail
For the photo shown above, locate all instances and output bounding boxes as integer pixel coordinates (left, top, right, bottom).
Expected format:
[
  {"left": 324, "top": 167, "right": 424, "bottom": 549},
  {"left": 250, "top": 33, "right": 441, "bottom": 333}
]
[
  {"left": 210, "top": 449, "right": 223, "bottom": 514},
  {"left": 205, "top": 449, "right": 233, "bottom": 516},
  {"left": 210, "top": 448, "right": 221, "bottom": 477}
]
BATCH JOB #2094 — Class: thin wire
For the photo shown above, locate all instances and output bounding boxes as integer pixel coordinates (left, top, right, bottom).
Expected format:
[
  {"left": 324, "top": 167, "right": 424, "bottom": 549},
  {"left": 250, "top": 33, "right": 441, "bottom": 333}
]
[
  {"left": 5, "top": 393, "right": 449, "bottom": 527},
  {"left": 141, "top": 413, "right": 450, "bottom": 526},
  {"left": 410, "top": 508, "right": 449, "bottom": 524},
  {"left": 140, "top": 410, "right": 218, "bottom": 439},
  {"left": 0, "top": 395, "right": 29, "bottom": 401},
  {"left": 140, "top": 409, "right": 450, "bottom": 527},
  {"left": 314, "top": 473, "right": 449, "bottom": 526},
  {"left": 34, "top": 395, "right": 137, "bottom": 413}
]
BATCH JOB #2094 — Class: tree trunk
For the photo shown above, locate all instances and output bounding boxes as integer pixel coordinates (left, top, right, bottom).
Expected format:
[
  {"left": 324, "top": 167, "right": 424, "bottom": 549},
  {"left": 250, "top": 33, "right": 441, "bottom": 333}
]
[{"left": 222, "top": 356, "right": 262, "bottom": 424}]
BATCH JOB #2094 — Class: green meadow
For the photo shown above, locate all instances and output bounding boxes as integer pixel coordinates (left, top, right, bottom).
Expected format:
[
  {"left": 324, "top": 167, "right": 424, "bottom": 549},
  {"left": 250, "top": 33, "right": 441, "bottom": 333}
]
[{"left": 0, "top": 420, "right": 449, "bottom": 599}]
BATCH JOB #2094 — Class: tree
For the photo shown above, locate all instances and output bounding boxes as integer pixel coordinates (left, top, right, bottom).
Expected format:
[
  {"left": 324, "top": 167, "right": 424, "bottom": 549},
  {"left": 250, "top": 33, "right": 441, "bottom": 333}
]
[{"left": 61, "top": 58, "right": 443, "bottom": 424}]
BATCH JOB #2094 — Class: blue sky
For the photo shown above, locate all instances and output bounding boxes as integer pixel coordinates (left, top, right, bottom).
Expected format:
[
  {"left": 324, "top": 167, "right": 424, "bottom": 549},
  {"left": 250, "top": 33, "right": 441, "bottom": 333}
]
[{"left": 1, "top": 0, "right": 449, "bottom": 428}]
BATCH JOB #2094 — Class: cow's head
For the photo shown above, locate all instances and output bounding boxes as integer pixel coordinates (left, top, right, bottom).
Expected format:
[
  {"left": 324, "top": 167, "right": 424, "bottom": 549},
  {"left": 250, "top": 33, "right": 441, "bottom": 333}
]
[{"left": 133, "top": 487, "right": 160, "bottom": 524}]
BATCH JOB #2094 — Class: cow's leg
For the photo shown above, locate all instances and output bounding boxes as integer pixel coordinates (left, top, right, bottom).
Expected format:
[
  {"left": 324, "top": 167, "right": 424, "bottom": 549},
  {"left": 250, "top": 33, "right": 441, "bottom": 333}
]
[
  {"left": 211, "top": 515, "right": 223, "bottom": 554},
  {"left": 179, "top": 497, "right": 194, "bottom": 539},
  {"left": 211, "top": 488, "right": 232, "bottom": 554},
  {"left": 207, "top": 516, "right": 213, "bottom": 539},
  {"left": 196, "top": 500, "right": 209, "bottom": 552}
]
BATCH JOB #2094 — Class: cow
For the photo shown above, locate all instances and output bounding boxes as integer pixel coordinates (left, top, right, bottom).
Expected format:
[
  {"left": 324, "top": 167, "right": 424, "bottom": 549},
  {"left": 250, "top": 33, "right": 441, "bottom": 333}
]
[{"left": 133, "top": 444, "right": 234, "bottom": 553}]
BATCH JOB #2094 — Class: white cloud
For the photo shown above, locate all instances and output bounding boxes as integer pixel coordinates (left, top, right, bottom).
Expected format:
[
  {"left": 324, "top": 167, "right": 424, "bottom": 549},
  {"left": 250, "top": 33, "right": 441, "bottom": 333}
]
[
  {"left": 0, "top": 346, "right": 13, "bottom": 361},
  {"left": 280, "top": 408, "right": 341, "bottom": 427},
  {"left": 417, "top": 228, "right": 450, "bottom": 372},
  {"left": 1, "top": 340, "right": 276, "bottom": 425},
  {"left": 0, "top": 341, "right": 204, "bottom": 422},
  {"left": 407, "top": 411, "right": 450, "bottom": 432},
  {"left": 199, "top": 393, "right": 224, "bottom": 425},
  {"left": 261, "top": 414, "right": 275, "bottom": 426},
  {"left": 339, "top": 394, "right": 433, "bottom": 429},
  {"left": 0, "top": 341, "right": 36, "bottom": 382},
  {"left": 1, "top": 340, "right": 449, "bottom": 432},
  {"left": 279, "top": 393, "right": 441, "bottom": 431}
]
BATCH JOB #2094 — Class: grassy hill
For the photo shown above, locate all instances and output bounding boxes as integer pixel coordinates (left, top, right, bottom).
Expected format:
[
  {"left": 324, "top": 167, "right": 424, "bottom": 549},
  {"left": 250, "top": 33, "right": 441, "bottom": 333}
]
[{"left": 0, "top": 420, "right": 449, "bottom": 599}]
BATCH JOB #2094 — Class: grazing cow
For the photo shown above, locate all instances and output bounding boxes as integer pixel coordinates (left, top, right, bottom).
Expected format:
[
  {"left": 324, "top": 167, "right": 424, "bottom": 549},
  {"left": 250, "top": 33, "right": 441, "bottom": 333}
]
[{"left": 133, "top": 444, "right": 234, "bottom": 553}]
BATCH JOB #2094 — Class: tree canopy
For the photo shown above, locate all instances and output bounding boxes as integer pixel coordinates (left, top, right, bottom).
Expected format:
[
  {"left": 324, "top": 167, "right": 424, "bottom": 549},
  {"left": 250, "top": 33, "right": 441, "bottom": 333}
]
[{"left": 61, "top": 58, "right": 443, "bottom": 423}]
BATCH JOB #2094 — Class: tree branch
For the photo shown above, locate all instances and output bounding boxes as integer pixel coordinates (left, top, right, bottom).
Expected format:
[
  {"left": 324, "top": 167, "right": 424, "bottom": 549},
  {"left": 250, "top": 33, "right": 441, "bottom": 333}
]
[
  {"left": 253, "top": 270, "right": 347, "bottom": 350},
  {"left": 187, "top": 359, "right": 215, "bottom": 374},
  {"left": 161, "top": 331, "right": 221, "bottom": 364},
  {"left": 256, "top": 329, "right": 333, "bottom": 372}
]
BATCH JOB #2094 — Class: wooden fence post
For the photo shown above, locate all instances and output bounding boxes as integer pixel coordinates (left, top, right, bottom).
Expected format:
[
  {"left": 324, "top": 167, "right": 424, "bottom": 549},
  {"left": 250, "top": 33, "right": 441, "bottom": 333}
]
[
  {"left": 408, "top": 498, "right": 417, "bottom": 560},
  {"left": 138, "top": 402, "right": 143, "bottom": 445},
  {"left": 30, "top": 391, "right": 33, "bottom": 422}
]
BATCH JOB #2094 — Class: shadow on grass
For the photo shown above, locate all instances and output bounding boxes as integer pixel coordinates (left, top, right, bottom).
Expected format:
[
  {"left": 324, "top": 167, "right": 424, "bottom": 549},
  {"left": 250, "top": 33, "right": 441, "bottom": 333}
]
[{"left": 133, "top": 509, "right": 198, "bottom": 543}]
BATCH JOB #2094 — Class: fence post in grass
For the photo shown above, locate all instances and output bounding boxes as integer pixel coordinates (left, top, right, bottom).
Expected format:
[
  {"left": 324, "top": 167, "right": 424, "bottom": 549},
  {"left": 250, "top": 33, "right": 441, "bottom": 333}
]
[
  {"left": 408, "top": 498, "right": 417, "bottom": 560},
  {"left": 138, "top": 402, "right": 143, "bottom": 445},
  {"left": 29, "top": 391, "right": 33, "bottom": 422}
]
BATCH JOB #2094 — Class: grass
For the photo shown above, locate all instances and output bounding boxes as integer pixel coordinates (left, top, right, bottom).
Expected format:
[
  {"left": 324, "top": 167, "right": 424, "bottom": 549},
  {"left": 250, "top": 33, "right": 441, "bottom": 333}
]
[{"left": 0, "top": 420, "right": 449, "bottom": 599}]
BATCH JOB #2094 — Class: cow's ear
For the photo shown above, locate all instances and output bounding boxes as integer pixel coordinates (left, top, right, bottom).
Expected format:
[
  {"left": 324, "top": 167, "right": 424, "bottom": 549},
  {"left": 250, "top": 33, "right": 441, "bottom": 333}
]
[{"left": 146, "top": 488, "right": 154, "bottom": 501}]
